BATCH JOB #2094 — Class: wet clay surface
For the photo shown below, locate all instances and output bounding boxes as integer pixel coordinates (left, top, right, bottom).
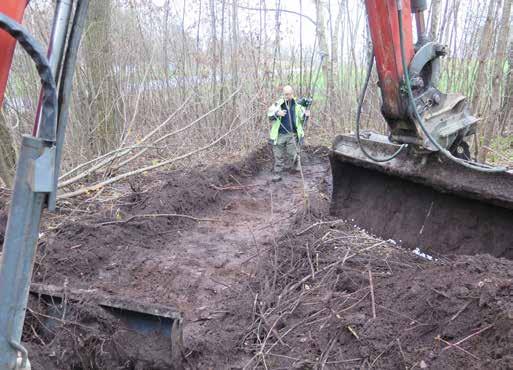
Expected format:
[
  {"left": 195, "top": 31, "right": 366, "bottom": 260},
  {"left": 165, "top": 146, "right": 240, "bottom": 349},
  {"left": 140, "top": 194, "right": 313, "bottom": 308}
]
[{"left": 331, "top": 159, "right": 513, "bottom": 258}]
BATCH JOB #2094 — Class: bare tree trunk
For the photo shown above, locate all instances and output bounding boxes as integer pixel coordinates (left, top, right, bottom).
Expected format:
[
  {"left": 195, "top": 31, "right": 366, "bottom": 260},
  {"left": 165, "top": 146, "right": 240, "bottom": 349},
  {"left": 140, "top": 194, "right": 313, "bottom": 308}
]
[
  {"left": 478, "top": 0, "right": 512, "bottom": 163},
  {"left": 338, "top": 0, "right": 346, "bottom": 93},
  {"left": 219, "top": 0, "right": 226, "bottom": 110},
  {"left": 231, "top": 0, "right": 239, "bottom": 92},
  {"left": 181, "top": 0, "right": 188, "bottom": 99},
  {"left": 500, "top": 41, "right": 513, "bottom": 134},
  {"left": 438, "top": 0, "right": 451, "bottom": 43},
  {"left": 208, "top": 0, "right": 220, "bottom": 134},
  {"left": 445, "top": 1, "right": 460, "bottom": 92},
  {"left": 332, "top": 1, "right": 343, "bottom": 80},
  {"left": 210, "top": 0, "right": 218, "bottom": 108},
  {"left": 314, "top": 0, "right": 329, "bottom": 80},
  {"left": 429, "top": 0, "right": 442, "bottom": 41},
  {"left": 345, "top": 0, "right": 359, "bottom": 96},
  {"left": 230, "top": 0, "right": 239, "bottom": 126},
  {"left": 271, "top": 0, "right": 282, "bottom": 82},
  {"left": 329, "top": 0, "right": 343, "bottom": 130},
  {"left": 313, "top": 0, "right": 329, "bottom": 124},
  {"left": 258, "top": 0, "right": 264, "bottom": 81},
  {"left": 163, "top": 0, "right": 171, "bottom": 90},
  {"left": 471, "top": 0, "right": 497, "bottom": 116},
  {"left": 195, "top": 0, "right": 202, "bottom": 78},
  {"left": 299, "top": 0, "right": 304, "bottom": 96},
  {"left": 84, "top": 0, "right": 120, "bottom": 156},
  {"left": 0, "top": 113, "right": 16, "bottom": 187}
]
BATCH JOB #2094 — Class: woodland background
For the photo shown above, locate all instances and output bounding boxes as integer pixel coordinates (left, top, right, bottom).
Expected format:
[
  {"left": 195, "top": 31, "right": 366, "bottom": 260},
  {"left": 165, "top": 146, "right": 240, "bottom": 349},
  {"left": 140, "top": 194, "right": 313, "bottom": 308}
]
[{"left": 1, "top": 0, "right": 512, "bottom": 191}]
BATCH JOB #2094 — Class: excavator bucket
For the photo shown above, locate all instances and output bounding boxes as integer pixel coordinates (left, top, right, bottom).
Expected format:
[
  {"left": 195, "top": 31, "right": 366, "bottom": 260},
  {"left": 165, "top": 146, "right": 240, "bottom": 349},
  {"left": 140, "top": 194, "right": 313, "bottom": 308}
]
[
  {"left": 29, "top": 283, "right": 184, "bottom": 364},
  {"left": 330, "top": 134, "right": 513, "bottom": 259},
  {"left": 329, "top": 0, "right": 513, "bottom": 259}
]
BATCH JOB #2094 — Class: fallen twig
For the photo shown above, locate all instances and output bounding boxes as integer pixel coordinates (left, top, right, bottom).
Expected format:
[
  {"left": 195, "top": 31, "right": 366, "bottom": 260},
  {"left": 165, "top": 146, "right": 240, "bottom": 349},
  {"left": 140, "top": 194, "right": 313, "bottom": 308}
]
[
  {"left": 441, "top": 324, "right": 493, "bottom": 353},
  {"left": 114, "top": 88, "right": 242, "bottom": 170},
  {"left": 96, "top": 213, "right": 220, "bottom": 226},
  {"left": 319, "top": 337, "right": 337, "bottom": 369},
  {"left": 347, "top": 325, "right": 359, "bottom": 339},
  {"left": 396, "top": 338, "right": 407, "bottom": 369},
  {"left": 60, "top": 145, "right": 158, "bottom": 181},
  {"left": 306, "top": 243, "right": 316, "bottom": 279},
  {"left": 210, "top": 183, "right": 264, "bottom": 191},
  {"left": 264, "top": 309, "right": 329, "bottom": 356},
  {"left": 450, "top": 300, "right": 472, "bottom": 322},
  {"left": 437, "top": 335, "right": 480, "bottom": 360},
  {"left": 209, "top": 276, "right": 239, "bottom": 292},
  {"left": 368, "top": 267, "right": 377, "bottom": 319},
  {"left": 59, "top": 110, "right": 256, "bottom": 199},
  {"left": 296, "top": 219, "right": 345, "bottom": 236},
  {"left": 346, "top": 240, "right": 389, "bottom": 260},
  {"left": 59, "top": 92, "right": 193, "bottom": 187},
  {"left": 229, "top": 174, "right": 257, "bottom": 202}
]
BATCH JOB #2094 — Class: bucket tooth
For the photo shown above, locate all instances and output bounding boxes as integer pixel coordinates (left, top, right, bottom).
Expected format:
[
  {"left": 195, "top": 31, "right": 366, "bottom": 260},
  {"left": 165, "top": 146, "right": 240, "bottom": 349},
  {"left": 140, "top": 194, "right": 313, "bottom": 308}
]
[{"left": 330, "top": 134, "right": 513, "bottom": 258}]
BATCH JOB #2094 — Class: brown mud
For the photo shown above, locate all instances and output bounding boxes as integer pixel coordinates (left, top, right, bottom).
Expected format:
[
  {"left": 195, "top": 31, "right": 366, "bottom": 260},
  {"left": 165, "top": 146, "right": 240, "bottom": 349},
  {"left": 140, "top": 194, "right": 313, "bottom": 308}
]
[{"left": 0, "top": 146, "right": 511, "bottom": 369}]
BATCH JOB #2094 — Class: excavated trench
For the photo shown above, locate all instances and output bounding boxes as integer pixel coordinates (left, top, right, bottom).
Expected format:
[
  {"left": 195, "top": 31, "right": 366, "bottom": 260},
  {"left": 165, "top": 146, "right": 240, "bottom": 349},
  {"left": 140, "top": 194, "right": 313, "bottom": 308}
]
[
  {"left": 330, "top": 155, "right": 513, "bottom": 260},
  {"left": 0, "top": 146, "right": 330, "bottom": 369},
  {"left": 0, "top": 146, "right": 512, "bottom": 369}
]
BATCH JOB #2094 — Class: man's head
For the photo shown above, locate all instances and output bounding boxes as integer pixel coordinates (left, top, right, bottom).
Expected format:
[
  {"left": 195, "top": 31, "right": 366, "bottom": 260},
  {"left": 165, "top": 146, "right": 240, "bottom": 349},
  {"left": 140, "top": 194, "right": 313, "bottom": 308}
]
[{"left": 283, "top": 85, "right": 294, "bottom": 102}]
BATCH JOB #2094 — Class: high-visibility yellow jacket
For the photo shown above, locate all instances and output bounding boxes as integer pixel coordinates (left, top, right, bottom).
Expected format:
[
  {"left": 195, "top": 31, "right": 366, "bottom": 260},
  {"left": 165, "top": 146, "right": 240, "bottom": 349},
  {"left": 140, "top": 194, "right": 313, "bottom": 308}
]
[{"left": 267, "top": 98, "right": 306, "bottom": 144}]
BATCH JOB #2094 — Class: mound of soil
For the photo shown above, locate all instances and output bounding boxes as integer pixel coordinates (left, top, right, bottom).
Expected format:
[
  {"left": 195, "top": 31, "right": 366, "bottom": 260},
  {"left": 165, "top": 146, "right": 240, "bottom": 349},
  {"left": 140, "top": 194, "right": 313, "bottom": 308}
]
[
  {"left": 36, "top": 146, "right": 273, "bottom": 287},
  {"left": 242, "top": 215, "right": 513, "bottom": 369}
]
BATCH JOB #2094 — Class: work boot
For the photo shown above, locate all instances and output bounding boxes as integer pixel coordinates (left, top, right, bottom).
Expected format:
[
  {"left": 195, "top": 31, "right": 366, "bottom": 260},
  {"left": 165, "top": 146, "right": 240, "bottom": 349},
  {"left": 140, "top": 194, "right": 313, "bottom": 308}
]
[
  {"left": 289, "top": 163, "right": 301, "bottom": 174},
  {"left": 271, "top": 174, "right": 282, "bottom": 182}
]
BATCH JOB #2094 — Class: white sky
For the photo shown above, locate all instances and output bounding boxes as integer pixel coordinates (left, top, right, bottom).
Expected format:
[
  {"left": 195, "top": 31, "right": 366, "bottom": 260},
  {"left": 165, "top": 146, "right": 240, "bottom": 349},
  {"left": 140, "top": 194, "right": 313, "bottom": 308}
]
[{"left": 153, "top": 0, "right": 322, "bottom": 49}]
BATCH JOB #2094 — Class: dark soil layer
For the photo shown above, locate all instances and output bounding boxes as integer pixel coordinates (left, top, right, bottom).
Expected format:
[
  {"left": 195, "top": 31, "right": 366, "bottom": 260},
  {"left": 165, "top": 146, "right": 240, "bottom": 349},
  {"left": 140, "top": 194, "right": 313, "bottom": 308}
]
[
  {"left": 0, "top": 146, "right": 511, "bottom": 369},
  {"left": 244, "top": 219, "right": 513, "bottom": 369},
  {"left": 331, "top": 159, "right": 513, "bottom": 258}
]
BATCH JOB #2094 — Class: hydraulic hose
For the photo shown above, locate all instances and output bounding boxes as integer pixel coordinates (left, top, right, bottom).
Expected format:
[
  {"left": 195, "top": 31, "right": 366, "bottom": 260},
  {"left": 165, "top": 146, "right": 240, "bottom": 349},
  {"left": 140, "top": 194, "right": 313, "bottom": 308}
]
[
  {"left": 0, "top": 12, "right": 57, "bottom": 143},
  {"left": 356, "top": 51, "right": 407, "bottom": 162},
  {"left": 396, "top": 2, "right": 507, "bottom": 173}
]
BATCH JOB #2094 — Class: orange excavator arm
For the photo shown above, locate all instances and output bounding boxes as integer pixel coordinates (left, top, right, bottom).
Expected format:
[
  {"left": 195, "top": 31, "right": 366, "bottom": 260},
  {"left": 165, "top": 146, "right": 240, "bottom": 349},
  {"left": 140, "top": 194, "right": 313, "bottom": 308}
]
[
  {"left": 363, "top": 0, "right": 477, "bottom": 152},
  {"left": 0, "top": 1, "right": 29, "bottom": 108},
  {"left": 330, "top": 0, "right": 513, "bottom": 264}
]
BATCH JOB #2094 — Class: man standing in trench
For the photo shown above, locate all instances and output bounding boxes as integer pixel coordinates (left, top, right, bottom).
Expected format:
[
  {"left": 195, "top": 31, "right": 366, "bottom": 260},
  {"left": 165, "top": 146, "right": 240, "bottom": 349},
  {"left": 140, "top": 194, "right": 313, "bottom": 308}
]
[{"left": 267, "top": 85, "right": 310, "bottom": 182}]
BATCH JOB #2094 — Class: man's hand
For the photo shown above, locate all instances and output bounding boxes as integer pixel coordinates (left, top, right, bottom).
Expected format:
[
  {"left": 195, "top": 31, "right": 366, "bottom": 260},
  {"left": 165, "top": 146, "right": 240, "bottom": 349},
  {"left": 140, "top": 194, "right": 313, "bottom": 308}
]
[
  {"left": 276, "top": 110, "right": 287, "bottom": 117},
  {"left": 304, "top": 110, "right": 311, "bottom": 117}
]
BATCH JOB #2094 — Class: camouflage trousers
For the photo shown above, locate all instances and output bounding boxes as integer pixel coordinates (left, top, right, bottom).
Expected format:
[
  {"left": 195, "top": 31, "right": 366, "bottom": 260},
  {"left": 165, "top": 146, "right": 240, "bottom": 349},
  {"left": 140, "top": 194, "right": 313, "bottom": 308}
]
[{"left": 272, "top": 132, "right": 300, "bottom": 173}]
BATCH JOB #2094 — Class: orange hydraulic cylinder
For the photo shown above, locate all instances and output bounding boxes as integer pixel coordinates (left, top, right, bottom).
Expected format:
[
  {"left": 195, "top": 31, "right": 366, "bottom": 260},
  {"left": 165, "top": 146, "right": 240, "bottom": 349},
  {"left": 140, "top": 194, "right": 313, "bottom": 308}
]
[
  {"left": 0, "top": 1, "right": 29, "bottom": 108},
  {"left": 364, "top": 0, "right": 415, "bottom": 121}
]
